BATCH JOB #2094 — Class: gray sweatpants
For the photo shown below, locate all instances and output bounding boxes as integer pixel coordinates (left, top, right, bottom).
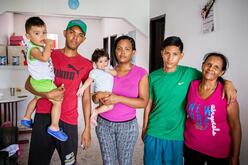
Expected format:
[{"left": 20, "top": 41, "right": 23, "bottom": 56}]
[{"left": 96, "top": 116, "right": 139, "bottom": 165}]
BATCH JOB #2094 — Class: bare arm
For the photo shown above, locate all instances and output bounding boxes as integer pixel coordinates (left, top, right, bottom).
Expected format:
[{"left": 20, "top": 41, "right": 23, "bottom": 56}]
[
  {"left": 25, "top": 76, "right": 64, "bottom": 101},
  {"left": 80, "top": 78, "right": 93, "bottom": 91},
  {"left": 141, "top": 99, "right": 153, "bottom": 140},
  {"left": 77, "top": 78, "right": 93, "bottom": 96},
  {"left": 92, "top": 91, "right": 111, "bottom": 104},
  {"left": 30, "top": 39, "right": 53, "bottom": 62},
  {"left": 105, "top": 68, "right": 117, "bottom": 76},
  {"left": 80, "top": 85, "right": 91, "bottom": 149},
  {"left": 222, "top": 80, "right": 237, "bottom": 104},
  {"left": 227, "top": 102, "right": 241, "bottom": 165},
  {"left": 102, "top": 75, "right": 149, "bottom": 109}
]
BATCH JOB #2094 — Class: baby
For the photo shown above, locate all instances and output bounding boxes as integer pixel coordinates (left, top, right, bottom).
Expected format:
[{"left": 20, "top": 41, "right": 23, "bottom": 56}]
[{"left": 77, "top": 48, "right": 116, "bottom": 126}]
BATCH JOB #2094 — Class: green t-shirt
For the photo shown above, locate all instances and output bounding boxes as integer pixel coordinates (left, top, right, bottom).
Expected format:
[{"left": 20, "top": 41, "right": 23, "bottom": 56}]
[{"left": 146, "top": 65, "right": 201, "bottom": 140}]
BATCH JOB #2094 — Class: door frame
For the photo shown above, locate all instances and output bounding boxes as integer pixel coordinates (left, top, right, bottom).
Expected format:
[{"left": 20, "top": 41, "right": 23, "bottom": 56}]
[{"left": 149, "top": 14, "right": 166, "bottom": 73}]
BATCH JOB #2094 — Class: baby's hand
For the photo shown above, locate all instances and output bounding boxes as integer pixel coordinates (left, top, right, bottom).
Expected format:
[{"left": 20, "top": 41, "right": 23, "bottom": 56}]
[
  {"left": 44, "top": 39, "right": 54, "bottom": 49},
  {"left": 77, "top": 87, "right": 85, "bottom": 96}
]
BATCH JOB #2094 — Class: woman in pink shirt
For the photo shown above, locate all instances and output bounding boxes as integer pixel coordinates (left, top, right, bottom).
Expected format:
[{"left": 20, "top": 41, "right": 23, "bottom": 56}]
[
  {"left": 184, "top": 52, "right": 241, "bottom": 165},
  {"left": 93, "top": 35, "right": 149, "bottom": 164}
]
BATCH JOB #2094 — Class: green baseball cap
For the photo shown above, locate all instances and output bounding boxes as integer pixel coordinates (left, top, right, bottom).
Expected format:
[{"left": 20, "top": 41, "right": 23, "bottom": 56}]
[{"left": 66, "top": 19, "right": 87, "bottom": 34}]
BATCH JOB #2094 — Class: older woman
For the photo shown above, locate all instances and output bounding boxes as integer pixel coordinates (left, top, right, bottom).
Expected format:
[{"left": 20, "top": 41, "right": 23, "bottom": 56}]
[{"left": 184, "top": 52, "right": 241, "bottom": 165}]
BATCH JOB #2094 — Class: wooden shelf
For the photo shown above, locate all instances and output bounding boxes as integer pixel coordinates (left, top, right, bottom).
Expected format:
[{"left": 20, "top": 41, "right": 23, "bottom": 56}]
[{"left": 0, "top": 65, "right": 27, "bottom": 70}]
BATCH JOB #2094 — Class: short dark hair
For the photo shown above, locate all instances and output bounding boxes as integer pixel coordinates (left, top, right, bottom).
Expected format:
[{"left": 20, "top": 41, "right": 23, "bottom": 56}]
[
  {"left": 114, "top": 35, "right": 136, "bottom": 51},
  {"left": 25, "top": 17, "right": 46, "bottom": 33},
  {"left": 161, "top": 36, "right": 184, "bottom": 52},
  {"left": 203, "top": 52, "right": 229, "bottom": 73},
  {"left": 91, "top": 48, "right": 109, "bottom": 62}
]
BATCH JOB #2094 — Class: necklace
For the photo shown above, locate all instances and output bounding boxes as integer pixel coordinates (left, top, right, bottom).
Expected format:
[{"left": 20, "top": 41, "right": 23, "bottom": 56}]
[
  {"left": 198, "top": 82, "right": 218, "bottom": 99},
  {"left": 199, "top": 82, "right": 218, "bottom": 91}
]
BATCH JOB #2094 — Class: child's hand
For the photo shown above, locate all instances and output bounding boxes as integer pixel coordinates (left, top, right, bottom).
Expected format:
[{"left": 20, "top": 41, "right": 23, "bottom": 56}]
[
  {"left": 47, "top": 84, "right": 65, "bottom": 101},
  {"left": 77, "top": 87, "right": 85, "bottom": 96},
  {"left": 44, "top": 39, "right": 54, "bottom": 49}
]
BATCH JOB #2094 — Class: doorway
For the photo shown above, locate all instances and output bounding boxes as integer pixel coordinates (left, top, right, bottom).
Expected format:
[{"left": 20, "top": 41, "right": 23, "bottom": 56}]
[
  {"left": 103, "top": 37, "right": 109, "bottom": 54},
  {"left": 149, "top": 15, "right": 165, "bottom": 73},
  {"left": 110, "top": 35, "right": 117, "bottom": 67}
]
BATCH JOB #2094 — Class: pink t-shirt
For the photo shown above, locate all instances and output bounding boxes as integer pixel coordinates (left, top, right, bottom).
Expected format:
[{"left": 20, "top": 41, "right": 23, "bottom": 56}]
[
  {"left": 184, "top": 80, "right": 231, "bottom": 158},
  {"left": 100, "top": 65, "right": 147, "bottom": 122}
]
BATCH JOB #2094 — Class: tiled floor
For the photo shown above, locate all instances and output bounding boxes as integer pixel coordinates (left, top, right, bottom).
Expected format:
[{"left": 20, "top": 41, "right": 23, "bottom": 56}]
[{"left": 18, "top": 127, "right": 144, "bottom": 165}]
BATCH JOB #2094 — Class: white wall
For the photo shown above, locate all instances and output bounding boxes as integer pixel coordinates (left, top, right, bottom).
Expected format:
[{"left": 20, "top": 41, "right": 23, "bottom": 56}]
[
  {"left": 0, "top": 12, "right": 14, "bottom": 44},
  {"left": 150, "top": 0, "right": 248, "bottom": 164},
  {"left": 0, "top": 0, "right": 149, "bottom": 36}
]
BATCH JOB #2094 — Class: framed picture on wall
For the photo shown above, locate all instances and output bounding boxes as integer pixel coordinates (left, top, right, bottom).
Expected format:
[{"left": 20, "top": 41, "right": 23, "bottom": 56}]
[{"left": 201, "top": 0, "right": 216, "bottom": 33}]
